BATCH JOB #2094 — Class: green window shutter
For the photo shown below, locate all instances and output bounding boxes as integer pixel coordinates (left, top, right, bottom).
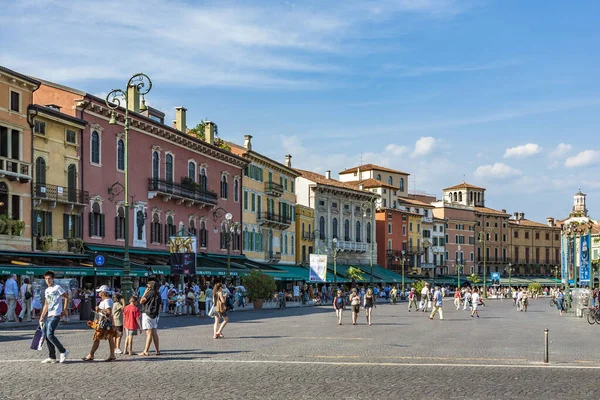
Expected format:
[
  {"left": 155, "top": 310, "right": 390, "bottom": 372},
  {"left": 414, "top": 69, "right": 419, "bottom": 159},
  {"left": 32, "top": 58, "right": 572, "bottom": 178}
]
[
  {"left": 47, "top": 212, "right": 53, "bottom": 236},
  {"left": 251, "top": 193, "right": 256, "bottom": 212},
  {"left": 268, "top": 171, "right": 272, "bottom": 182},
  {"left": 257, "top": 195, "right": 262, "bottom": 215},
  {"left": 243, "top": 191, "right": 248, "bottom": 210},
  {"left": 99, "top": 214, "right": 105, "bottom": 237},
  {"left": 280, "top": 176, "right": 283, "bottom": 187},
  {"left": 32, "top": 210, "right": 38, "bottom": 237},
  {"left": 284, "top": 178, "right": 288, "bottom": 191},
  {"left": 291, "top": 181, "right": 294, "bottom": 194},
  {"left": 89, "top": 212, "right": 95, "bottom": 237},
  {"left": 63, "top": 214, "right": 69, "bottom": 239}
]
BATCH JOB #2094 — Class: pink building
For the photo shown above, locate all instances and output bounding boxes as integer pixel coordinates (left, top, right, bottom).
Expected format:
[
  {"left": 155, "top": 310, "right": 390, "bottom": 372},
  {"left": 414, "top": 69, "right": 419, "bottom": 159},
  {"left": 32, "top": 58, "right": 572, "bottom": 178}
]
[{"left": 35, "top": 81, "right": 247, "bottom": 279}]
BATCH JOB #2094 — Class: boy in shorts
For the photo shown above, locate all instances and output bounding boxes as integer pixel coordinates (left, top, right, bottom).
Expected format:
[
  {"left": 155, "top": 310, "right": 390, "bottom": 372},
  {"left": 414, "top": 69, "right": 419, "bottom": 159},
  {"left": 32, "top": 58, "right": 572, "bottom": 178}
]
[{"left": 123, "top": 296, "right": 142, "bottom": 355}]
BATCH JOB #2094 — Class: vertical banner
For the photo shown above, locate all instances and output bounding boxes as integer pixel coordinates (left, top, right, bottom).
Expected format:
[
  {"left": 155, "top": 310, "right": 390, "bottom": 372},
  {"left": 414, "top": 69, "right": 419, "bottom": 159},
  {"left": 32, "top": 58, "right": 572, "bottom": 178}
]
[
  {"left": 561, "top": 234, "right": 567, "bottom": 284},
  {"left": 309, "top": 254, "right": 328, "bottom": 282},
  {"left": 580, "top": 234, "right": 591, "bottom": 286},
  {"left": 169, "top": 236, "right": 197, "bottom": 275},
  {"left": 568, "top": 236, "right": 575, "bottom": 285}
]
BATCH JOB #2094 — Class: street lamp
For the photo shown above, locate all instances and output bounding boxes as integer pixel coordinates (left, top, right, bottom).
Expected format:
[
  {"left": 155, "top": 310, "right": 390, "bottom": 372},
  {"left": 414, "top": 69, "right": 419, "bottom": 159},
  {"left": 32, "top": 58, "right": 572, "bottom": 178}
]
[
  {"left": 361, "top": 194, "right": 379, "bottom": 287},
  {"left": 216, "top": 212, "right": 241, "bottom": 284},
  {"left": 505, "top": 263, "right": 514, "bottom": 289},
  {"left": 552, "top": 266, "right": 560, "bottom": 288},
  {"left": 332, "top": 238, "right": 342, "bottom": 289},
  {"left": 478, "top": 227, "right": 492, "bottom": 299},
  {"left": 106, "top": 73, "right": 152, "bottom": 302}
]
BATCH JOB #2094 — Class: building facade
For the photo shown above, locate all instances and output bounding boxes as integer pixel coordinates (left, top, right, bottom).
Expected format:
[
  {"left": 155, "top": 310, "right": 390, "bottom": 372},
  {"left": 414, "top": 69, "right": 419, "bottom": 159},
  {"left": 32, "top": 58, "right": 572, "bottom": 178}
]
[
  {"left": 376, "top": 208, "right": 408, "bottom": 271},
  {"left": 230, "top": 136, "right": 298, "bottom": 265},
  {"left": 0, "top": 66, "right": 40, "bottom": 251},
  {"left": 474, "top": 206, "right": 511, "bottom": 275},
  {"left": 296, "top": 204, "right": 314, "bottom": 265},
  {"left": 339, "top": 163, "right": 410, "bottom": 203},
  {"left": 432, "top": 218, "right": 446, "bottom": 275}
]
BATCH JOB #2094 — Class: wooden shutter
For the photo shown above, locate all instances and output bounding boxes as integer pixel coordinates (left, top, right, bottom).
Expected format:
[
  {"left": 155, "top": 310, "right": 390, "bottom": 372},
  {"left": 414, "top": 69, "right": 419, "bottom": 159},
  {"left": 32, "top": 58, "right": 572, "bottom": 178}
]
[
  {"left": 63, "top": 214, "right": 69, "bottom": 238},
  {"left": 115, "top": 216, "right": 120, "bottom": 239},
  {"left": 158, "top": 223, "right": 162, "bottom": 244},
  {"left": 99, "top": 214, "right": 105, "bottom": 237},
  {"left": 150, "top": 223, "right": 155, "bottom": 243},
  {"left": 47, "top": 212, "right": 53, "bottom": 236},
  {"left": 89, "top": 212, "right": 95, "bottom": 237}
]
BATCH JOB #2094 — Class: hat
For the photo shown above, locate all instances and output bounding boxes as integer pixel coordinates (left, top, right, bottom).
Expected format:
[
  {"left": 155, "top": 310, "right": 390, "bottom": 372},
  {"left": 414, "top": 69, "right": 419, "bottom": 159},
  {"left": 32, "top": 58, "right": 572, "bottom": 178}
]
[{"left": 96, "top": 285, "right": 111, "bottom": 293}]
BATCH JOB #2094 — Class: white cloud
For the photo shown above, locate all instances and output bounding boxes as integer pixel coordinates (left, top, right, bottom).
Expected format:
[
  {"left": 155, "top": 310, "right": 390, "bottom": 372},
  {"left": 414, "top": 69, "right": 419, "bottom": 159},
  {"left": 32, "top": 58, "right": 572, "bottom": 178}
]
[
  {"left": 564, "top": 150, "right": 600, "bottom": 168},
  {"left": 549, "top": 143, "right": 573, "bottom": 158},
  {"left": 385, "top": 144, "right": 410, "bottom": 155},
  {"left": 413, "top": 137, "right": 438, "bottom": 157},
  {"left": 474, "top": 163, "right": 522, "bottom": 179},
  {"left": 503, "top": 143, "right": 542, "bottom": 158}
]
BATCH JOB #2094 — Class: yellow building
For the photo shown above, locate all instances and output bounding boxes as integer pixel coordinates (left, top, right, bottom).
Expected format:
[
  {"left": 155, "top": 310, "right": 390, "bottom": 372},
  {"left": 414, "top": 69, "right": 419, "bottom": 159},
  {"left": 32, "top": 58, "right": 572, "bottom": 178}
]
[
  {"left": 295, "top": 204, "right": 314, "bottom": 265},
  {"left": 0, "top": 66, "right": 40, "bottom": 251},
  {"left": 406, "top": 213, "right": 422, "bottom": 272},
  {"left": 30, "top": 105, "right": 88, "bottom": 252},
  {"left": 230, "top": 135, "right": 298, "bottom": 264}
]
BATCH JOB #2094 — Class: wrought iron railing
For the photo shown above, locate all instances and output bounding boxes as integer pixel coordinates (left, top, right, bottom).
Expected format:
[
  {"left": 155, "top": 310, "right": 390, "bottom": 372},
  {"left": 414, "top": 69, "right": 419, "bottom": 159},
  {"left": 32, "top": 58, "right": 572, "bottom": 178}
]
[
  {"left": 148, "top": 178, "right": 218, "bottom": 205},
  {"left": 33, "top": 183, "right": 89, "bottom": 204}
]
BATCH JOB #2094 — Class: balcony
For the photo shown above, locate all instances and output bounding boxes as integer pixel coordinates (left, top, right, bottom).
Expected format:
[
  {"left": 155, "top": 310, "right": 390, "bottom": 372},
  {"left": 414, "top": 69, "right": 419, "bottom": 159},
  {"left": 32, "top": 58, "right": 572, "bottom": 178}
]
[
  {"left": 257, "top": 212, "right": 291, "bottom": 229},
  {"left": 422, "top": 216, "right": 433, "bottom": 223},
  {"left": 148, "top": 178, "right": 218, "bottom": 207},
  {"left": 477, "top": 257, "right": 512, "bottom": 263},
  {"left": 268, "top": 251, "right": 282, "bottom": 263},
  {"left": 331, "top": 240, "right": 368, "bottom": 253},
  {"left": 0, "top": 156, "right": 31, "bottom": 182},
  {"left": 33, "top": 183, "right": 89, "bottom": 207},
  {"left": 264, "top": 181, "right": 283, "bottom": 197},
  {"left": 302, "top": 232, "right": 315, "bottom": 240}
]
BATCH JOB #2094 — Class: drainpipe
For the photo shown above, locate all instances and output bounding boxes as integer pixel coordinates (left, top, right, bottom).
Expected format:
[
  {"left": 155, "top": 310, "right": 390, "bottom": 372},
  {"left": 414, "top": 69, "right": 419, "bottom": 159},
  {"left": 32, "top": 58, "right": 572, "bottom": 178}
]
[{"left": 26, "top": 88, "right": 39, "bottom": 251}]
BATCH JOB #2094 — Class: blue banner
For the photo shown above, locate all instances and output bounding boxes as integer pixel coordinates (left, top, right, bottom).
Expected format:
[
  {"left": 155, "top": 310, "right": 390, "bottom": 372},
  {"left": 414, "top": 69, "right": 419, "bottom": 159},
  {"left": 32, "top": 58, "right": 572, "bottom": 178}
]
[
  {"left": 561, "top": 234, "right": 568, "bottom": 284},
  {"left": 580, "top": 234, "right": 591, "bottom": 285}
]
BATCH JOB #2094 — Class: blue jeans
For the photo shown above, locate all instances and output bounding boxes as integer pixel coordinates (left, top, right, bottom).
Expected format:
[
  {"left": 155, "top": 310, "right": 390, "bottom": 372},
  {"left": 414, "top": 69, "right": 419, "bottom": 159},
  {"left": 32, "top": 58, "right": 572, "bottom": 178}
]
[
  {"left": 206, "top": 299, "right": 212, "bottom": 315},
  {"left": 44, "top": 316, "right": 66, "bottom": 359},
  {"left": 162, "top": 298, "right": 169, "bottom": 313}
]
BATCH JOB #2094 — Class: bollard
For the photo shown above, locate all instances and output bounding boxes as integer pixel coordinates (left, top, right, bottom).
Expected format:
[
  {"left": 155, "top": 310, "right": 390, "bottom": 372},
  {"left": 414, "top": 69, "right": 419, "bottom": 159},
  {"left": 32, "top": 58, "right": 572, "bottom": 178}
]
[{"left": 544, "top": 329, "right": 549, "bottom": 364}]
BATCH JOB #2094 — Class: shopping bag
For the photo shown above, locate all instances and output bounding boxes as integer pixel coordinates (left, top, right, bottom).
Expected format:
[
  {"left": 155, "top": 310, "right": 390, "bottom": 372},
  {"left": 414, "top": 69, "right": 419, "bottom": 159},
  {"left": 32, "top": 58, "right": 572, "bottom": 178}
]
[
  {"left": 208, "top": 304, "right": 216, "bottom": 318},
  {"left": 30, "top": 326, "right": 45, "bottom": 351}
]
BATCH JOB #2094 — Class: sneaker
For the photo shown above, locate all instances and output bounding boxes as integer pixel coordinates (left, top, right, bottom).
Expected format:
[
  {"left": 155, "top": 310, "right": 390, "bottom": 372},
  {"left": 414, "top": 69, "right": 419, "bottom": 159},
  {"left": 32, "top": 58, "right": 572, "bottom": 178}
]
[
  {"left": 59, "top": 350, "right": 69, "bottom": 363},
  {"left": 41, "top": 358, "right": 58, "bottom": 364},
  {"left": 114, "top": 349, "right": 123, "bottom": 355}
]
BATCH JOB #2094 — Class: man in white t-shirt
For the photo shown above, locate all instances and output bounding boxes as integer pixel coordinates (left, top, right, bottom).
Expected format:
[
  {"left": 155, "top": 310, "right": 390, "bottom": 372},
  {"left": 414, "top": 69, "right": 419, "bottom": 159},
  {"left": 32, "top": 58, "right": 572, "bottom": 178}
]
[
  {"left": 420, "top": 283, "right": 430, "bottom": 312},
  {"left": 39, "top": 270, "right": 70, "bottom": 363},
  {"left": 471, "top": 289, "right": 480, "bottom": 319}
]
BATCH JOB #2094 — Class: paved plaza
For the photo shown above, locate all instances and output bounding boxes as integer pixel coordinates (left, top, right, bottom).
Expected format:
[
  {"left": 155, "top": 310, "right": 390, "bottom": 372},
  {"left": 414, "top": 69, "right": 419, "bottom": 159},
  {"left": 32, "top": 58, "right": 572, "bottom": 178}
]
[{"left": 0, "top": 298, "right": 598, "bottom": 399}]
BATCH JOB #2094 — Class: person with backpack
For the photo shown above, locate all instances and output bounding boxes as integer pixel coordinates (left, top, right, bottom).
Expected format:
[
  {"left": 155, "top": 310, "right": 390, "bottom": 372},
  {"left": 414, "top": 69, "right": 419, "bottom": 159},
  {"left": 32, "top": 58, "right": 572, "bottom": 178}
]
[
  {"left": 332, "top": 289, "right": 345, "bottom": 325},
  {"left": 19, "top": 278, "right": 33, "bottom": 322},
  {"left": 139, "top": 280, "right": 161, "bottom": 356}
]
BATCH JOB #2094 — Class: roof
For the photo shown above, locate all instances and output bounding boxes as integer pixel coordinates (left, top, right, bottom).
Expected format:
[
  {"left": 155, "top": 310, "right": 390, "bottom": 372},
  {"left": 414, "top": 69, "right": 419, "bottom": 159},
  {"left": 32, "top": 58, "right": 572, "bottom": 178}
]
[
  {"left": 377, "top": 207, "right": 422, "bottom": 217},
  {"left": 508, "top": 219, "right": 557, "bottom": 229},
  {"left": 228, "top": 143, "right": 298, "bottom": 177},
  {"left": 0, "top": 65, "right": 41, "bottom": 86},
  {"left": 295, "top": 169, "right": 374, "bottom": 195},
  {"left": 346, "top": 178, "right": 396, "bottom": 190},
  {"left": 444, "top": 182, "right": 486, "bottom": 191},
  {"left": 399, "top": 197, "right": 434, "bottom": 208},
  {"left": 339, "top": 164, "right": 410, "bottom": 176},
  {"left": 29, "top": 104, "right": 88, "bottom": 127},
  {"left": 474, "top": 206, "right": 510, "bottom": 216}
]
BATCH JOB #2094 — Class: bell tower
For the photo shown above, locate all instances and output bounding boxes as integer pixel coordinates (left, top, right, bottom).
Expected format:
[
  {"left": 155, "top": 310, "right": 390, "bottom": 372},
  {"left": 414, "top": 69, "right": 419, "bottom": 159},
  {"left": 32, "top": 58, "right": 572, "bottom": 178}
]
[{"left": 572, "top": 188, "right": 588, "bottom": 216}]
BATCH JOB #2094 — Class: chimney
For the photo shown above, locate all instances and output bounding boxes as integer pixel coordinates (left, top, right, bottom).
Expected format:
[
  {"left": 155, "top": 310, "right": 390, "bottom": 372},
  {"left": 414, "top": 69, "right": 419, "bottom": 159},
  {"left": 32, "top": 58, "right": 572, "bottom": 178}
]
[
  {"left": 244, "top": 134, "right": 253, "bottom": 150},
  {"left": 359, "top": 184, "right": 364, "bottom": 190},
  {"left": 325, "top": 170, "right": 331, "bottom": 179},
  {"left": 547, "top": 217, "right": 555, "bottom": 227},
  {"left": 285, "top": 154, "right": 292, "bottom": 168},
  {"left": 175, "top": 107, "right": 187, "bottom": 133},
  {"left": 205, "top": 121, "right": 215, "bottom": 145},
  {"left": 513, "top": 212, "right": 518, "bottom": 220},
  {"left": 501, "top": 209, "right": 506, "bottom": 214},
  {"left": 127, "top": 84, "right": 140, "bottom": 112},
  {"left": 519, "top": 212, "right": 525, "bottom": 220}
]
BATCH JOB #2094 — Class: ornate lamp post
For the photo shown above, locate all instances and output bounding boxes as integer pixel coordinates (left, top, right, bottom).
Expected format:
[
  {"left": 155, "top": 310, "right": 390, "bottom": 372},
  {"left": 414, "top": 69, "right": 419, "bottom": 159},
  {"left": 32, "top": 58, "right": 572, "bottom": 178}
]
[
  {"left": 361, "top": 194, "right": 379, "bottom": 287},
  {"left": 456, "top": 263, "right": 463, "bottom": 291},
  {"left": 213, "top": 209, "right": 241, "bottom": 284},
  {"left": 106, "top": 73, "right": 152, "bottom": 302},
  {"left": 332, "top": 238, "right": 342, "bottom": 289},
  {"left": 478, "top": 227, "right": 492, "bottom": 299},
  {"left": 505, "top": 263, "right": 514, "bottom": 289}
]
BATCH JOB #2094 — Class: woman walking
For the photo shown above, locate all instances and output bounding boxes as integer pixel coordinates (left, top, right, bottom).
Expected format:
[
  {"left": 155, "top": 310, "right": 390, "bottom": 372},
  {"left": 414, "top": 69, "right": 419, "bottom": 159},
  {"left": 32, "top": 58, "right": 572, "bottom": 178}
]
[
  {"left": 349, "top": 288, "right": 361, "bottom": 325},
  {"left": 364, "top": 288, "right": 376, "bottom": 326},
  {"left": 556, "top": 288, "right": 565, "bottom": 316},
  {"left": 333, "top": 289, "right": 345, "bottom": 325},
  {"left": 454, "top": 288, "right": 462, "bottom": 311},
  {"left": 213, "top": 283, "right": 228, "bottom": 339},
  {"left": 82, "top": 285, "right": 117, "bottom": 362}
]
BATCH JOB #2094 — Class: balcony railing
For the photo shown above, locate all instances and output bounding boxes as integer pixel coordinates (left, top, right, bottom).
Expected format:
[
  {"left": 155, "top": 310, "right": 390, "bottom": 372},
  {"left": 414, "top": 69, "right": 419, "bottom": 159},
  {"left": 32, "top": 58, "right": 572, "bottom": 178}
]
[
  {"left": 33, "top": 183, "right": 89, "bottom": 205},
  {"left": 257, "top": 212, "right": 291, "bottom": 228},
  {"left": 0, "top": 156, "right": 31, "bottom": 182},
  {"left": 268, "top": 251, "right": 282, "bottom": 262},
  {"left": 302, "top": 232, "right": 315, "bottom": 240},
  {"left": 477, "top": 257, "right": 513, "bottom": 263},
  {"left": 148, "top": 178, "right": 218, "bottom": 206},
  {"left": 264, "top": 181, "right": 284, "bottom": 197},
  {"left": 421, "top": 263, "right": 434, "bottom": 269},
  {"left": 331, "top": 240, "right": 368, "bottom": 252}
]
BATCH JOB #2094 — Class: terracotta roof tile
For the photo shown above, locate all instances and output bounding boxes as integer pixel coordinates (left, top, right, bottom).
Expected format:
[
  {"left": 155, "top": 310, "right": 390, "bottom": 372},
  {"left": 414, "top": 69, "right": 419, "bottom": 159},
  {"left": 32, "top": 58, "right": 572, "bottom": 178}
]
[
  {"left": 339, "top": 164, "right": 410, "bottom": 176},
  {"left": 399, "top": 197, "right": 434, "bottom": 208},
  {"left": 346, "top": 178, "right": 396, "bottom": 190},
  {"left": 444, "top": 182, "right": 486, "bottom": 191},
  {"left": 508, "top": 219, "right": 558, "bottom": 229},
  {"left": 473, "top": 206, "right": 510, "bottom": 216},
  {"left": 295, "top": 169, "right": 373, "bottom": 195}
]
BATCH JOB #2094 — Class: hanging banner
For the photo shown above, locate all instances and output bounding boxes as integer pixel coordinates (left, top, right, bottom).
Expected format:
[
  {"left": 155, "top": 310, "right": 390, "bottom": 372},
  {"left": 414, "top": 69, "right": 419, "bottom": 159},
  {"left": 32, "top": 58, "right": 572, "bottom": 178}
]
[
  {"left": 567, "top": 236, "right": 575, "bottom": 285},
  {"left": 169, "top": 236, "right": 197, "bottom": 275},
  {"left": 580, "top": 234, "right": 591, "bottom": 285},
  {"left": 309, "top": 254, "right": 327, "bottom": 282}
]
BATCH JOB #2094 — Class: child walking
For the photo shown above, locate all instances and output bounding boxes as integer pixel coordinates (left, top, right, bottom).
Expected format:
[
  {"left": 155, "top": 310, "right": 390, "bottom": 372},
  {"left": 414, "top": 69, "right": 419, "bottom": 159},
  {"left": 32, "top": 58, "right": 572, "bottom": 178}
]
[
  {"left": 123, "top": 295, "right": 142, "bottom": 355},
  {"left": 332, "top": 289, "right": 345, "bottom": 325}
]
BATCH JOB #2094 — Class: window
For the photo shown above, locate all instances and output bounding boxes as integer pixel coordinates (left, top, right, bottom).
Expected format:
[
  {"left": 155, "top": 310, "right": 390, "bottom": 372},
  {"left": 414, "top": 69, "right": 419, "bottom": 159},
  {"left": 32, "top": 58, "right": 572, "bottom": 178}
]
[
  {"left": 291, "top": 234, "right": 294, "bottom": 255},
  {"left": 291, "top": 181, "right": 295, "bottom": 194},
  {"left": 150, "top": 214, "right": 162, "bottom": 243},
  {"left": 402, "top": 226, "right": 406, "bottom": 236},
  {"left": 117, "top": 139, "right": 125, "bottom": 171},
  {"left": 251, "top": 193, "right": 256, "bottom": 212},
  {"left": 88, "top": 202, "right": 104, "bottom": 237},
  {"left": 165, "top": 215, "right": 176, "bottom": 241},
  {"left": 188, "top": 162, "right": 196, "bottom": 181},
  {"left": 356, "top": 221, "right": 361, "bottom": 242},
  {"left": 66, "top": 129, "right": 76, "bottom": 144},
  {"left": 62, "top": 214, "right": 82, "bottom": 239},
  {"left": 319, "top": 216, "right": 326, "bottom": 239},
  {"left": 417, "top": 224, "right": 420, "bottom": 233},
  {"left": 10, "top": 90, "right": 20, "bottom": 112},
  {"left": 525, "top": 231, "right": 529, "bottom": 239},
  {"left": 115, "top": 206, "right": 125, "bottom": 240},
  {"left": 33, "top": 210, "right": 52, "bottom": 237},
  {"left": 91, "top": 131, "right": 100, "bottom": 164},
  {"left": 399, "top": 178, "right": 404, "bottom": 192},
  {"left": 514, "top": 231, "right": 519, "bottom": 238},
  {"left": 234, "top": 179, "right": 239, "bottom": 203},
  {"left": 243, "top": 190, "right": 248, "bottom": 210},
  {"left": 535, "top": 232, "right": 540, "bottom": 240},
  {"left": 545, "top": 233, "right": 550, "bottom": 241},
  {"left": 199, "top": 221, "right": 208, "bottom": 248},
  {"left": 409, "top": 222, "right": 413, "bottom": 232},
  {"left": 388, "top": 176, "right": 393, "bottom": 185},
  {"left": 34, "top": 120, "right": 46, "bottom": 135},
  {"left": 470, "top": 252, "right": 474, "bottom": 261},
  {"left": 35, "top": 157, "right": 46, "bottom": 185},
  {"left": 367, "top": 222, "right": 371, "bottom": 244},
  {"left": 165, "top": 154, "right": 173, "bottom": 183},
  {"left": 332, "top": 218, "right": 338, "bottom": 239},
  {"left": 199, "top": 168, "right": 208, "bottom": 191},
  {"left": 152, "top": 151, "right": 159, "bottom": 180},
  {"left": 503, "top": 234, "right": 507, "bottom": 242},
  {"left": 344, "top": 219, "right": 350, "bottom": 241},
  {"left": 221, "top": 175, "right": 228, "bottom": 199},
  {"left": 388, "top": 223, "right": 392, "bottom": 234},
  {"left": 555, "top": 233, "right": 559, "bottom": 240},
  {"left": 376, "top": 174, "right": 381, "bottom": 180}
]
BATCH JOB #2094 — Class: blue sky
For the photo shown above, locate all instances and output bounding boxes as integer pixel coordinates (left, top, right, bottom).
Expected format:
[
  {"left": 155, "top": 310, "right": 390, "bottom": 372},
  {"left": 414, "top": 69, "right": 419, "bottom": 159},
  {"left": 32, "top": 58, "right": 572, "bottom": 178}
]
[{"left": 1, "top": 0, "right": 599, "bottom": 222}]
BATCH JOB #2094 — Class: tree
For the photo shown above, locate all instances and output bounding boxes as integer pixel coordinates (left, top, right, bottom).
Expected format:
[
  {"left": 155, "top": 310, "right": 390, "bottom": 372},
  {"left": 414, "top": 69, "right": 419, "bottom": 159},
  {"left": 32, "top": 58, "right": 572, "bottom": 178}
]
[
  {"left": 346, "top": 266, "right": 365, "bottom": 288},
  {"left": 467, "top": 273, "right": 481, "bottom": 284},
  {"left": 187, "top": 120, "right": 231, "bottom": 151}
]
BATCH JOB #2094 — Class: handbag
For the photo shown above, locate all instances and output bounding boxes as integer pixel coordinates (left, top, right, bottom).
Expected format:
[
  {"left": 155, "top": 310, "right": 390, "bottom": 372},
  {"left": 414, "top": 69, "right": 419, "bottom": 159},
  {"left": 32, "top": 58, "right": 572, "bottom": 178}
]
[
  {"left": 208, "top": 304, "right": 216, "bottom": 318},
  {"left": 30, "top": 326, "right": 45, "bottom": 350}
]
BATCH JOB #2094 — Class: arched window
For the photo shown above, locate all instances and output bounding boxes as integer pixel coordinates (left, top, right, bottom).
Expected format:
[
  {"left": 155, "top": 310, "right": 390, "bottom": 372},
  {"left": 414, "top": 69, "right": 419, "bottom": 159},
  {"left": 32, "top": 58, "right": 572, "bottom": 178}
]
[
  {"left": 165, "top": 154, "right": 173, "bottom": 183},
  {"left": 319, "top": 216, "right": 325, "bottom": 239},
  {"left": 234, "top": 179, "right": 239, "bottom": 202},
  {"left": 199, "top": 168, "right": 208, "bottom": 191},
  {"left": 89, "top": 202, "right": 104, "bottom": 237},
  {"left": 189, "top": 219, "right": 196, "bottom": 235},
  {"left": 116, "top": 206, "right": 125, "bottom": 240},
  {"left": 91, "top": 131, "right": 100, "bottom": 164},
  {"left": 356, "top": 221, "right": 361, "bottom": 242},
  {"left": 117, "top": 139, "right": 125, "bottom": 170},
  {"left": 453, "top": 192, "right": 458, "bottom": 202},
  {"left": 152, "top": 151, "right": 159, "bottom": 181},
  {"left": 35, "top": 157, "right": 46, "bottom": 184},
  {"left": 0, "top": 182, "right": 9, "bottom": 216},
  {"left": 188, "top": 162, "right": 196, "bottom": 181},
  {"left": 166, "top": 215, "right": 175, "bottom": 238},
  {"left": 458, "top": 192, "right": 463, "bottom": 202},
  {"left": 150, "top": 214, "right": 161, "bottom": 243},
  {"left": 367, "top": 222, "right": 372, "bottom": 244},
  {"left": 399, "top": 178, "right": 404, "bottom": 192},
  {"left": 332, "top": 218, "right": 338, "bottom": 239},
  {"left": 470, "top": 191, "right": 473, "bottom": 203},
  {"left": 291, "top": 234, "right": 294, "bottom": 255},
  {"left": 136, "top": 210, "right": 144, "bottom": 241},
  {"left": 200, "top": 221, "right": 207, "bottom": 248},
  {"left": 388, "top": 176, "right": 393, "bottom": 185},
  {"left": 376, "top": 174, "right": 381, "bottom": 181},
  {"left": 250, "top": 228, "right": 256, "bottom": 251},
  {"left": 221, "top": 175, "right": 228, "bottom": 199},
  {"left": 344, "top": 219, "right": 350, "bottom": 241},
  {"left": 448, "top": 193, "right": 452, "bottom": 201}
]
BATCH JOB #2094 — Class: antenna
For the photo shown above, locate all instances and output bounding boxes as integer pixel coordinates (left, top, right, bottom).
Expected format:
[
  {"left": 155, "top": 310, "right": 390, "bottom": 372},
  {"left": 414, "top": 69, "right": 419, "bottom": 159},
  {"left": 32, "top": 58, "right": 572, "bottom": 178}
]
[{"left": 463, "top": 174, "right": 466, "bottom": 183}]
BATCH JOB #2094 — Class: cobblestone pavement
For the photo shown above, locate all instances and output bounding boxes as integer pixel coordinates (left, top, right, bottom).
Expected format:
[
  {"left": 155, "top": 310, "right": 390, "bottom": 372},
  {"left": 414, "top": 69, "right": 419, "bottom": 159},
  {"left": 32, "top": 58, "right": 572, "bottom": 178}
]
[{"left": 0, "top": 298, "right": 598, "bottom": 399}]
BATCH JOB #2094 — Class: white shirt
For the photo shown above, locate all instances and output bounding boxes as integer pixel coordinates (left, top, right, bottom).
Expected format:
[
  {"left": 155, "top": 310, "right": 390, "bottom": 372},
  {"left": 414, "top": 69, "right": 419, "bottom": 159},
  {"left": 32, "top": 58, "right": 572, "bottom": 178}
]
[
  {"left": 472, "top": 293, "right": 480, "bottom": 305},
  {"left": 98, "top": 298, "right": 113, "bottom": 311},
  {"left": 421, "top": 287, "right": 430, "bottom": 297},
  {"left": 45, "top": 284, "right": 66, "bottom": 317},
  {"left": 20, "top": 283, "right": 31, "bottom": 299}
]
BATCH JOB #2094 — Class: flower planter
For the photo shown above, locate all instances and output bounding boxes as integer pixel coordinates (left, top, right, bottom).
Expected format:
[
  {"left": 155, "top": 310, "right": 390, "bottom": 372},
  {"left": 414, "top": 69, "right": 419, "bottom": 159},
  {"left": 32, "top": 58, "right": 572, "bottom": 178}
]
[{"left": 252, "top": 300, "right": 264, "bottom": 310}]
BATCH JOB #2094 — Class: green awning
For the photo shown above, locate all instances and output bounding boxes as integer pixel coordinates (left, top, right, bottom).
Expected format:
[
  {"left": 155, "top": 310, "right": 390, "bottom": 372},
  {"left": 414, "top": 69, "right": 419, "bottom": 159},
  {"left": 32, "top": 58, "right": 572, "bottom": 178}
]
[
  {"left": 264, "top": 265, "right": 310, "bottom": 281},
  {"left": 85, "top": 244, "right": 170, "bottom": 257},
  {"left": 0, "top": 250, "right": 88, "bottom": 260}
]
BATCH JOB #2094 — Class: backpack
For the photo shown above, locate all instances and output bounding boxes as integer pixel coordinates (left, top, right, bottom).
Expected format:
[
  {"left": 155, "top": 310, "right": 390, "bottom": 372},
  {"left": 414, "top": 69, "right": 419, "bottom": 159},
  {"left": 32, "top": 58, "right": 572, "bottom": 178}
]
[{"left": 144, "top": 292, "right": 160, "bottom": 318}]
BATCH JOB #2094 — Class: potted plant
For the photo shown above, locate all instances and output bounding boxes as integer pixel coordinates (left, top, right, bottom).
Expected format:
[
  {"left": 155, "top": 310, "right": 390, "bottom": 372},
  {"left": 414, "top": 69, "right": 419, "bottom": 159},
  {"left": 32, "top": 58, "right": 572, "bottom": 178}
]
[
  {"left": 39, "top": 236, "right": 54, "bottom": 252},
  {"left": 242, "top": 270, "right": 276, "bottom": 310},
  {"left": 11, "top": 220, "right": 25, "bottom": 236},
  {"left": 67, "top": 237, "right": 85, "bottom": 253}
]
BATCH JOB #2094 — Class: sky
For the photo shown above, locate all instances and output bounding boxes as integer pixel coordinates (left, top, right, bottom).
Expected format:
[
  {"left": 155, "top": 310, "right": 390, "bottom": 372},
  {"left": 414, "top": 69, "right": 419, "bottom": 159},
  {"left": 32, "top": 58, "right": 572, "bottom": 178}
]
[{"left": 1, "top": 0, "right": 599, "bottom": 223}]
